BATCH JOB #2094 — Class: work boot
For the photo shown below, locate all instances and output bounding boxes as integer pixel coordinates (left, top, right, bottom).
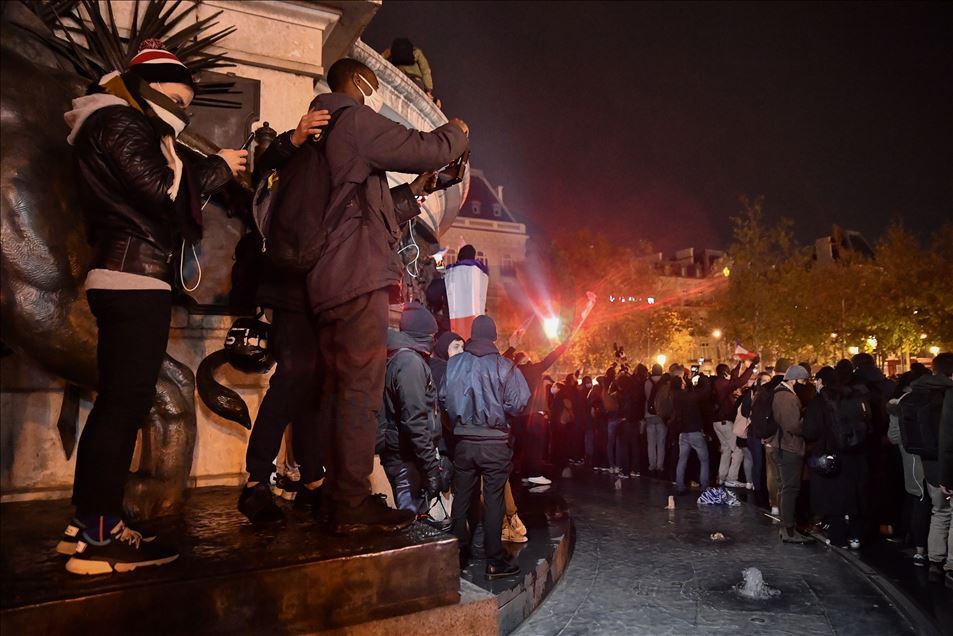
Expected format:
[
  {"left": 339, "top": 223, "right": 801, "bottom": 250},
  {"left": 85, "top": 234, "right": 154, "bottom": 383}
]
[{"left": 331, "top": 494, "right": 415, "bottom": 535}]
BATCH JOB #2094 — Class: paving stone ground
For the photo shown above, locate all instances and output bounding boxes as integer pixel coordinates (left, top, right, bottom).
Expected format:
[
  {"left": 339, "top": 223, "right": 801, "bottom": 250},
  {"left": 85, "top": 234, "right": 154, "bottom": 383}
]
[{"left": 514, "top": 472, "right": 916, "bottom": 636}]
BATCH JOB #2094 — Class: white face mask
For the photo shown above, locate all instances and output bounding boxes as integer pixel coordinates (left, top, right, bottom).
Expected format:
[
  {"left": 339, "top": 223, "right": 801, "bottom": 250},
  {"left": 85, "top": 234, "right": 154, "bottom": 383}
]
[
  {"left": 355, "top": 74, "right": 384, "bottom": 113},
  {"left": 145, "top": 99, "right": 187, "bottom": 137}
]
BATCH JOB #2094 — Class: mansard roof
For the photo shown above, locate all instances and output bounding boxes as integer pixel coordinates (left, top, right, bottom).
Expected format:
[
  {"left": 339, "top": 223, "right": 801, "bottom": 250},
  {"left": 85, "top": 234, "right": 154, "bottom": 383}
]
[{"left": 460, "top": 169, "right": 519, "bottom": 223}]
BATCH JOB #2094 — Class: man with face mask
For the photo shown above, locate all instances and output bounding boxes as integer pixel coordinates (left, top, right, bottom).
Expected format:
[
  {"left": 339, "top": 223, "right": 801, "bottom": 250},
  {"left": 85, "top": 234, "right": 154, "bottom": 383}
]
[
  {"left": 302, "top": 59, "right": 469, "bottom": 535},
  {"left": 61, "top": 40, "right": 246, "bottom": 574}
]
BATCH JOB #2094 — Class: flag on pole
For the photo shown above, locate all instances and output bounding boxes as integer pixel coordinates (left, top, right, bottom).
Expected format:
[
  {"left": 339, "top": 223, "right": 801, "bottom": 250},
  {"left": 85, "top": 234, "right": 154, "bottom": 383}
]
[
  {"left": 734, "top": 340, "right": 757, "bottom": 360},
  {"left": 444, "top": 263, "right": 488, "bottom": 339}
]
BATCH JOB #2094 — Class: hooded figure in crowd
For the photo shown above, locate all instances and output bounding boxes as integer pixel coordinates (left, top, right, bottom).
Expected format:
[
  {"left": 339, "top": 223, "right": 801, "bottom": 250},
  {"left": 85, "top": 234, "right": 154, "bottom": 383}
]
[
  {"left": 377, "top": 303, "right": 448, "bottom": 515},
  {"left": 441, "top": 315, "right": 530, "bottom": 580}
]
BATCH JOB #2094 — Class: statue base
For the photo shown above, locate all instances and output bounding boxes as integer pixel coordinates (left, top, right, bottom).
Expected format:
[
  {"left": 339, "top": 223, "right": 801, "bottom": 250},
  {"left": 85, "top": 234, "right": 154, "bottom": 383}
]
[{"left": 1, "top": 487, "right": 496, "bottom": 634}]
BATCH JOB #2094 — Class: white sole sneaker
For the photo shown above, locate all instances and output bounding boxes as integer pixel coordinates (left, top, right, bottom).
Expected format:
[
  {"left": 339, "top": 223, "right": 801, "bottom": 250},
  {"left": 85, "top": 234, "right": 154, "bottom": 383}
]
[{"left": 66, "top": 553, "right": 178, "bottom": 575}]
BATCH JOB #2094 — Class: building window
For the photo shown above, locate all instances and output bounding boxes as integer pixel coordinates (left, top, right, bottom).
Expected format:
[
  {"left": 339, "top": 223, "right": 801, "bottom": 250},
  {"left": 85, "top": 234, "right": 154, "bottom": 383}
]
[
  {"left": 501, "top": 255, "right": 515, "bottom": 276},
  {"left": 470, "top": 200, "right": 482, "bottom": 215},
  {"left": 492, "top": 203, "right": 502, "bottom": 217},
  {"left": 444, "top": 249, "right": 456, "bottom": 266},
  {"left": 476, "top": 250, "right": 488, "bottom": 268}
]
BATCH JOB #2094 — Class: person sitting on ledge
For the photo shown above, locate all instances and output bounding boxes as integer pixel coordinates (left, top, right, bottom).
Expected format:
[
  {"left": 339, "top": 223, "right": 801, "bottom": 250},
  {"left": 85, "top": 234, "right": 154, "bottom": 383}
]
[
  {"left": 441, "top": 314, "right": 530, "bottom": 580},
  {"left": 59, "top": 40, "right": 246, "bottom": 575}
]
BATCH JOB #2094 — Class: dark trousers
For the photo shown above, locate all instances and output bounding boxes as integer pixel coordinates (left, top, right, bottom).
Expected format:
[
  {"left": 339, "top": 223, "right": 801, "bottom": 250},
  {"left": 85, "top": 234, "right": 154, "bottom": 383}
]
[
  {"left": 450, "top": 439, "right": 512, "bottom": 562},
  {"left": 245, "top": 308, "right": 324, "bottom": 484},
  {"left": 524, "top": 412, "right": 548, "bottom": 476},
  {"left": 773, "top": 448, "right": 804, "bottom": 529},
  {"left": 72, "top": 289, "right": 172, "bottom": 516},
  {"left": 317, "top": 289, "right": 388, "bottom": 507},
  {"left": 382, "top": 458, "right": 424, "bottom": 515},
  {"left": 903, "top": 489, "right": 932, "bottom": 548},
  {"left": 621, "top": 419, "right": 643, "bottom": 474}
]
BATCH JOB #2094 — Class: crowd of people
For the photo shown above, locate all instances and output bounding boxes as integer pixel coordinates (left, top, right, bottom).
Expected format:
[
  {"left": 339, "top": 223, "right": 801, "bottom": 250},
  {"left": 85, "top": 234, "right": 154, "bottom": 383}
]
[
  {"left": 519, "top": 350, "right": 953, "bottom": 586},
  {"left": 51, "top": 32, "right": 953, "bottom": 594}
]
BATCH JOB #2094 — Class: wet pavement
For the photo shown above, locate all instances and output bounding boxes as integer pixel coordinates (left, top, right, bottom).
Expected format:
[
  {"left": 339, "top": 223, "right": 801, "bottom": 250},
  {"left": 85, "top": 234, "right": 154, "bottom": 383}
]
[{"left": 514, "top": 472, "right": 924, "bottom": 636}]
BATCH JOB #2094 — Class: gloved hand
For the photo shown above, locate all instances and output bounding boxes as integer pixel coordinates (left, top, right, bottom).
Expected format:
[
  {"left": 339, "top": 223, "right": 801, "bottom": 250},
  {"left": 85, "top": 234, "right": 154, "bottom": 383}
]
[{"left": 425, "top": 472, "right": 442, "bottom": 500}]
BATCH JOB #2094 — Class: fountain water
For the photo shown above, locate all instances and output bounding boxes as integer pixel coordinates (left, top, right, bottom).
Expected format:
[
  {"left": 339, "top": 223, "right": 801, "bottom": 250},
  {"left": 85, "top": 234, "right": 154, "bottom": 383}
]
[{"left": 734, "top": 567, "right": 781, "bottom": 600}]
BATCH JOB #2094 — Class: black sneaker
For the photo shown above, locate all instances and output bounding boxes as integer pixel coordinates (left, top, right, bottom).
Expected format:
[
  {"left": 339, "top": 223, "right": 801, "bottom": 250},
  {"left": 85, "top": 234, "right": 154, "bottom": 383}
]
[
  {"left": 56, "top": 518, "right": 157, "bottom": 556},
  {"left": 238, "top": 483, "right": 285, "bottom": 524},
  {"left": 780, "top": 527, "right": 812, "bottom": 544},
  {"left": 65, "top": 522, "right": 178, "bottom": 575},
  {"left": 55, "top": 517, "right": 86, "bottom": 556},
  {"left": 485, "top": 559, "right": 520, "bottom": 580},
  {"left": 293, "top": 484, "right": 323, "bottom": 513},
  {"left": 271, "top": 473, "right": 300, "bottom": 501},
  {"left": 331, "top": 494, "right": 415, "bottom": 536}
]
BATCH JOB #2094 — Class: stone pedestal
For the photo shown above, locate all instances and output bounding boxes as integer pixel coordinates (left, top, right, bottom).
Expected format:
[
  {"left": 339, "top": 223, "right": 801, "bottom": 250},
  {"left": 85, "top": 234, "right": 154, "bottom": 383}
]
[{"left": 1, "top": 487, "right": 489, "bottom": 634}]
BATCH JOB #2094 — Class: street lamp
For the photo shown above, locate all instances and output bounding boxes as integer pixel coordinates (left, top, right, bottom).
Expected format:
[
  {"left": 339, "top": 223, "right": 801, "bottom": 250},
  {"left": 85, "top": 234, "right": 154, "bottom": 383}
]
[
  {"left": 712, "top": 328, "right": 722, "bottom": 339},
  {"left": 543, "top": 316, "right": 560, "bottom": 340},
  {"left": 656, "top": 353, "right": 667, "bottom": 367},
  {"left": 929, "top": 346, "right": 940, "bottom": 356},
  {"left": 848, "top": 346, "right": 860, "bottom": 356}
]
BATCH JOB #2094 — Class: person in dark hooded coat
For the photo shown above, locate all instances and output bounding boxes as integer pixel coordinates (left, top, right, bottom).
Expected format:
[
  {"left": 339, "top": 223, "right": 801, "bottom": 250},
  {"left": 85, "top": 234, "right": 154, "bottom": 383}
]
[
  {"left": 441, "top": 315, "right": 530, "bottom": 579},
  {"left": 804, "top": 362, "right": 870, "bottom": 548},
  {"left": 377, "top": 303, "right": 447, "bottom": 515}
]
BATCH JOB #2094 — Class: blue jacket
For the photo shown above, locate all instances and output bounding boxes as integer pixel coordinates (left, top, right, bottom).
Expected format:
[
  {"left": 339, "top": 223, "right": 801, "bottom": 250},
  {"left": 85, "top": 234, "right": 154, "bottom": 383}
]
[{"left": 440, "top": 338, "right": 530, "bottom": 440}]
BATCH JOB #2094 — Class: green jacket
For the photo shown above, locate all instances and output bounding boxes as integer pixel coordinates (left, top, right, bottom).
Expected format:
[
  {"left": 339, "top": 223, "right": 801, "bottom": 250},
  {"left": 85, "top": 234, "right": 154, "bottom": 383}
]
[{"left": 384, "top": 47, "right": 434, "bottom": 92}]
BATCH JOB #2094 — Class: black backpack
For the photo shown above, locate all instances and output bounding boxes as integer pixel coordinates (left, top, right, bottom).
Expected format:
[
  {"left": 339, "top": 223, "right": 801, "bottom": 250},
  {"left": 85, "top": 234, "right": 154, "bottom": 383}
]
[
  {"left": 830, "top": 391, "right": 869, "bottom": 450},
  {"left": 252, "top": 107, "right": 356, "bottom": 274},
  {"left": 646, "top": 378, "right": 661, "bottom": 415},
  {"left": 898, "top": 386, "right": 946, "bottom": 459},
  {"left": 749, "top": 385, "right": 779, "bottom": 439}
]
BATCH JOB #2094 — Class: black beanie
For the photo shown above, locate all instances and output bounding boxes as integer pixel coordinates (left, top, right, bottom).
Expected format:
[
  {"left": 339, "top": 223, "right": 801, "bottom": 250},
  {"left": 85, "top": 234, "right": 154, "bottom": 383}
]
[
  {"left": 435, "top": 331, "right": 463, "bottom": 360},
  {"left": 471, "top": 315, "right": 497, "bottom": 341},
  {"left": 399, "top": 302, "right": 437, "bottom": 337}
]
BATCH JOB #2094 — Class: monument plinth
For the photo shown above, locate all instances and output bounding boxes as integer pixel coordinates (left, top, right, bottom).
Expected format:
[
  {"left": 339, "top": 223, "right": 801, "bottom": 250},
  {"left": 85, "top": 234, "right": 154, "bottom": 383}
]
[{"left": 0, "top": 487, "right": 490, "bottom": 634}]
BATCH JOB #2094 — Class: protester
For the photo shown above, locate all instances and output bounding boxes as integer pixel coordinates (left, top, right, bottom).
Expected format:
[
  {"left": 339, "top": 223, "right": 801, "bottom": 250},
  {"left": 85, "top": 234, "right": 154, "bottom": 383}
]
[
  {"left": 61, "top": 42, "right": 246, "bottom": 574},
  {"left": 644, "top": 364, "right": 668, "bottom": 476},
  {"left": 713, "top": 359, "right": 757, "bottom": 486},
  {"left": 851, "top": 352, "right": 899, "bottom": 540},
  {"left": 621, "top": 364, "right": 648, "bottom": 478},
  {"left": 604, "top": 368, "right": 625, "bottom": 476},
  {"left": 442, "top": 315, "right": 530, "bottom": 579},
  {"left": 887, "top": 364, "right": 932, "bottom": 567},
  {"left": 383, "top": 37, "right": 435, "bottom": 96},
  {"left": 377, "top": 303, "right": 447, "bottom": 516},
  {"left": 906, "top": 352, "right": 953, "bottom": 583},
  {"left": 804, "top": 362, "right": 870, "bottom": 549},
  {"left": 734, "top": 371, "right": 771, "bottom": 493},
  {"left": 771, "top": 364, "right": 812, "bottom": 543},
  {"left": 673, "top": 369, "right": 711, "bottom": 495},
  {"left": 305, "top": 58, "right": 468, "bottom": 535},
  {"left": 430, "top": 331, "right": 464, "bottom": 391},
  {"left": 763, "top": 359, "right": 790, "bottom": 515}
]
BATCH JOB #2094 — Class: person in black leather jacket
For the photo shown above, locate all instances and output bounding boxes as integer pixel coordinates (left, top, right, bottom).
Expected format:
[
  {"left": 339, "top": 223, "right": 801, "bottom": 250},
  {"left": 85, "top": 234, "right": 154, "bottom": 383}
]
[
  {"left": 376, "top": 303, "right": 448, "bottom": 515},
  {"left": 60, "top": 42, "right": 246, "bottom": 576}
]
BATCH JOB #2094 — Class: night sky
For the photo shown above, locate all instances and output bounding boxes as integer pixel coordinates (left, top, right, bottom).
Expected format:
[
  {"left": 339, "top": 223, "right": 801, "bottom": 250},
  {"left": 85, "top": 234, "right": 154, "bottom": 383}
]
[{"left": 363, "top": 1, "right": 953, "bottom": 251}]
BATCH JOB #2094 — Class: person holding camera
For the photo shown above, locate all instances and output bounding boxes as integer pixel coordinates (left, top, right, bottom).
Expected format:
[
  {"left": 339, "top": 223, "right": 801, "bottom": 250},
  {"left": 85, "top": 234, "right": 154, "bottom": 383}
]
[
  {"left": 377, "top": 303, "right": 449, "bottom": 515},
  {"left": 302, "top": 58, "right": 469, "bottom": 535}
]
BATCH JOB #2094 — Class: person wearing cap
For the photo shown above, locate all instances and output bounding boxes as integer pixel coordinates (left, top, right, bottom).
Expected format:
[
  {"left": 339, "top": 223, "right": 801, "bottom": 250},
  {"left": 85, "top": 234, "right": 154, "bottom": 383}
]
[
  {"left": 772, "top": 363, "right": 812, "bottom": 543},
  {"left": 377, "top": 303, "right": 449, "bottom": 515},
  {"left": 763, "top": 357, "right": 792, "bottom": 513},
  {"left": 441, "top": 315, "right": 530, "bottom": 579},
  {"left": 60, "top": 40, "right": 248, "bottom": 575}
]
